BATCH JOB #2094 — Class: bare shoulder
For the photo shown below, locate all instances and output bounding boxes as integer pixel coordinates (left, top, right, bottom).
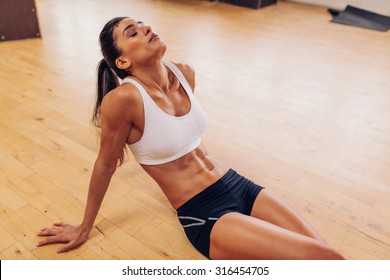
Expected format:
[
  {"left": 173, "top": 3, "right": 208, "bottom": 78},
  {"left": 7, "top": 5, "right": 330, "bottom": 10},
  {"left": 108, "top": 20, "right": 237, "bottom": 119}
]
[
  {"left": 101, "top": 82, "right": 142, "bottom": 124},
  {"left": 172, "top": 62, "right": 196, "bottom": 91}
]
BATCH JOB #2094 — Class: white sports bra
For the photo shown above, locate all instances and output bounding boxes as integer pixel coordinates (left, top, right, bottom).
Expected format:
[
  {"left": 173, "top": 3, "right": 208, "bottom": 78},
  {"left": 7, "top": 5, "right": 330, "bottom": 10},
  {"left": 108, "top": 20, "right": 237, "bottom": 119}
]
[{"left": 121, "top": 61, "right": 207, "bottom": 165}]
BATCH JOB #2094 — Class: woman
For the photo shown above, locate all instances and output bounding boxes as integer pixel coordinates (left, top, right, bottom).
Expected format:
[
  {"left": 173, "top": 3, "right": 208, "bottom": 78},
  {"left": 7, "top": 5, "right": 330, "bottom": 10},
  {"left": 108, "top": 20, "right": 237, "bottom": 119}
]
[{"left": 37, "top": 17, "right": 344, "bottom": 260}]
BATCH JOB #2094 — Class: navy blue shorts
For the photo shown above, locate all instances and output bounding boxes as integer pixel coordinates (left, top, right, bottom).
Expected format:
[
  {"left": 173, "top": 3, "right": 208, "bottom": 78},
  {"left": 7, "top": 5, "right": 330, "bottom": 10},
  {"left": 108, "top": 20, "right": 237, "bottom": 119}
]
[{"left": 177, "top": 169, "right": 264, "bottom": 259}]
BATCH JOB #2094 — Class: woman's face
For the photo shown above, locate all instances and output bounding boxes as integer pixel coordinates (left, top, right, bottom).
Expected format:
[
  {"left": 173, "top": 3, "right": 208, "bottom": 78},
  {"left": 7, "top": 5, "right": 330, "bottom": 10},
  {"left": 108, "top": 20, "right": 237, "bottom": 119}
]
[{"left": 113, "top": 18, "right": 166, "bottom": 71}]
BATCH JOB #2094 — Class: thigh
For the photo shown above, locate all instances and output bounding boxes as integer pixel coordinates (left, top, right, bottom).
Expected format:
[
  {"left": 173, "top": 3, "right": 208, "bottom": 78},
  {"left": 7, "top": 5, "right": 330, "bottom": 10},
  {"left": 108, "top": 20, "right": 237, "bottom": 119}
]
[
  {"left": 251, "top": 189, "right": 327, "bottom": 243},
  {"left": 209, "top": 212, "right": 342, "bottom": 260}
]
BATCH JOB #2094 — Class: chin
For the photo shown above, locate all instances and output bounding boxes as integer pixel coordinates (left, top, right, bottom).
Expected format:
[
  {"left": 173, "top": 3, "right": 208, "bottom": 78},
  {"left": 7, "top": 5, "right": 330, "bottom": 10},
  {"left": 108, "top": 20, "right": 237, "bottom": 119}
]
[{"left": 159, "top": 43, "right": 167, "bottom": 58}]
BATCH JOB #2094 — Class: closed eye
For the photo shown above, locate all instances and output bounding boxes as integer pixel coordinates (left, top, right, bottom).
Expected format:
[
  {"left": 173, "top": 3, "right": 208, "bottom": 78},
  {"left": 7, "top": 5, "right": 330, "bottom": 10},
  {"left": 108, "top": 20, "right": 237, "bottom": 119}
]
[{"left": 123, "top": 21, "right": 145, "bottom": 37}]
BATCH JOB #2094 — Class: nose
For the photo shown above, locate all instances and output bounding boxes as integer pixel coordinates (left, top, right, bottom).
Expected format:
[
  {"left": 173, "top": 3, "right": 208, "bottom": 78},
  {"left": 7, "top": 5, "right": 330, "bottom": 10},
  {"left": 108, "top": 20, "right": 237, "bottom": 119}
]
[{"left": 142, "top": 24, "right": 152, "bottom": 35}]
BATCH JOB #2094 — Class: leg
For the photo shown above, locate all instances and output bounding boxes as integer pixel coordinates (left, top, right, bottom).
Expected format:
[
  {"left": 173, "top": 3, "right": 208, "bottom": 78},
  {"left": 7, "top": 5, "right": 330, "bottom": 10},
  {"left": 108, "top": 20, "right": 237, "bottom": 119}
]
[
  {"left": 250, "top": 189, "right": 327, "bottom": 244},
  {"left": 209, "top": 212, "right": 344, "bottom": 260}
]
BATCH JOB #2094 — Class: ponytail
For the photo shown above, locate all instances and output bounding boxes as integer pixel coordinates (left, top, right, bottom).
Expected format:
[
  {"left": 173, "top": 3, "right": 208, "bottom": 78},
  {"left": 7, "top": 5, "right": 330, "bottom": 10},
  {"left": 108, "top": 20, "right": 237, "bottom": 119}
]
[
  {"left": 92, "top": 58, "right": 127, "bottom": 166},
  {"left": 92, "top": 59, "right": 119, "bottom": 128},
  {"left": 93, "top": 17, "right": 130, "bottom": 166}
]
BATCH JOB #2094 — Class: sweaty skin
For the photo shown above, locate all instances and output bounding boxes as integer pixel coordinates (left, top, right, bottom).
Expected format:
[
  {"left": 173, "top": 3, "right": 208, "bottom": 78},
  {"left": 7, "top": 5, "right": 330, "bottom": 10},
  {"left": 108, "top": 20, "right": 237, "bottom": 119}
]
[
  {"left": 141, "top": 144, "right": 229, "bottom": 210},
  {"left": 36, "top": 18, "right": 344, "bottom": 260},
  {"left": 36, "top": 18, "right": 228, "bottom": 252}
]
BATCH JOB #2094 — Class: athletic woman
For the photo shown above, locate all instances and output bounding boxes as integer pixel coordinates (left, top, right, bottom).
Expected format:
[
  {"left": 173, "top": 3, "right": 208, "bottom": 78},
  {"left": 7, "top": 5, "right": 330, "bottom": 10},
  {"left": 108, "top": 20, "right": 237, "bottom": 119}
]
[{"left": 37, "top": 17, "right": 344, "bottom": 260}]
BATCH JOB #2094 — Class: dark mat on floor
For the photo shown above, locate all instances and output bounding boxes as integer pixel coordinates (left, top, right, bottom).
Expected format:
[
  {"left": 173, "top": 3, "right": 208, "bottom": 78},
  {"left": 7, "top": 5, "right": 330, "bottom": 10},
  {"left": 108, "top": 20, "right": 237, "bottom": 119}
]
[{"left": 329, "top": 5, "right": 390, "bottom": 32}]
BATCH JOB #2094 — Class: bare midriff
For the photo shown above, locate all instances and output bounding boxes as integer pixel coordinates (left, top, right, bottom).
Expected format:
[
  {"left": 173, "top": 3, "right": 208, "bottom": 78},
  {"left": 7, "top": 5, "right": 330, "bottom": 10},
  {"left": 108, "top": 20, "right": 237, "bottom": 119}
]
[{"left": 141, "top": 144, "right": 229, "bottom": 210}]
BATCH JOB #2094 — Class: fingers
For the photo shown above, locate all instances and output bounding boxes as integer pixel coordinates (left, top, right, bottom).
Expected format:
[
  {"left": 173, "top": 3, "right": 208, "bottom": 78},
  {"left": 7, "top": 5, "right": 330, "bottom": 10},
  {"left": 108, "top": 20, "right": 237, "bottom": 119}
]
[
  {"left": 36, "top": 235, "right": 69, "bottom": 247},
  {"left": 37, "top": 228, "right": 61, "bottom": 236},
  {"left": 36, "top": 222, "right": 70, "bottom": 247},
  {"left": 57, "top": 239, "right": 79, "bottom": 254},
  {"left": 36, "top": 222, "right": 70, "bottom": 236},
  {"left": 36, "top": 222, "right": 86, "bottom": 254},
  {"left": 53, "top": 222, "right": 68, "bottom": 227}
]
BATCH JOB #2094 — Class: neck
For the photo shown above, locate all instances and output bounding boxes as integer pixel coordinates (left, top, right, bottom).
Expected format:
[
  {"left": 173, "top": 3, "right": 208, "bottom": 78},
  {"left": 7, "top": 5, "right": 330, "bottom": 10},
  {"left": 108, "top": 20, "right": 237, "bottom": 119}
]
[{"left": 131, "top": 60, "right": 170, "bottom": 94}]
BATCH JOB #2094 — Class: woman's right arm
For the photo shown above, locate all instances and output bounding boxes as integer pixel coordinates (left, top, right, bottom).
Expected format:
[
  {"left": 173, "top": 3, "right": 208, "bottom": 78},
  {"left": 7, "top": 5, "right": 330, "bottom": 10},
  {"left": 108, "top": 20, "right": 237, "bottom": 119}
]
[{"left": 37, "top": 86, "right": 136, "bottom": 253}]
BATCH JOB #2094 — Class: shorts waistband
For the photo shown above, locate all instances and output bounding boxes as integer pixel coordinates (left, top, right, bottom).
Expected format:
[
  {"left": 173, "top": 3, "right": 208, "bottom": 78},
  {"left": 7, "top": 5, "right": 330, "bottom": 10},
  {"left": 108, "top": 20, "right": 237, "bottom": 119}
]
[{"left": 176, "top": 168, "right": 236, "bottom": 214}]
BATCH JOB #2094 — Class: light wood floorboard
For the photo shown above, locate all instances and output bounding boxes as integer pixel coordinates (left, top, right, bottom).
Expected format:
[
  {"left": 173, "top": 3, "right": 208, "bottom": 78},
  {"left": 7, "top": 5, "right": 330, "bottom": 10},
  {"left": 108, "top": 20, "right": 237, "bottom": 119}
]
[{"left": 0, "top": 0, "right": 389, "bottom": 259}]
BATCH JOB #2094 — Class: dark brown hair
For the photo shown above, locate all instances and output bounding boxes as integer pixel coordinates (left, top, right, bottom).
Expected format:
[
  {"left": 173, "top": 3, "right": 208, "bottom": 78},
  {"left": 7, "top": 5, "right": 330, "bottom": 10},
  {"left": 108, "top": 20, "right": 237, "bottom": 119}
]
[{"left": 92, "top": 17, "right": 129, "bottom": 165}]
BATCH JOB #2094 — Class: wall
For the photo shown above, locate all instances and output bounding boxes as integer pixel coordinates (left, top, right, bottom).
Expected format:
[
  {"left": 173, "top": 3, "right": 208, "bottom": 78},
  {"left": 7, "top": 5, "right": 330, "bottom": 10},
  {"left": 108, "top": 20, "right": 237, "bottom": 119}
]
[{"left": 287, "top": 0, "right": 390, "bottom": 15}]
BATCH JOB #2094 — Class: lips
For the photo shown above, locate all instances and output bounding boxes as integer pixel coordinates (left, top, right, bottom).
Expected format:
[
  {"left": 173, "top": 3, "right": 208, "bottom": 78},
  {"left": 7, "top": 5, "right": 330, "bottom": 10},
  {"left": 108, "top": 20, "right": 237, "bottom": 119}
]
[{"left": 149, "top": 33, "right": 159, "bottom": 43}]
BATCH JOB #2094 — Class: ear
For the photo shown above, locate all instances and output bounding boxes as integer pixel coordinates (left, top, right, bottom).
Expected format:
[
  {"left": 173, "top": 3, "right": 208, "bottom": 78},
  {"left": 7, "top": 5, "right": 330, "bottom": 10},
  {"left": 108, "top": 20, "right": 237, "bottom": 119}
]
[{"left": 115, "top": 57, "right": 131, "bottom": 70}]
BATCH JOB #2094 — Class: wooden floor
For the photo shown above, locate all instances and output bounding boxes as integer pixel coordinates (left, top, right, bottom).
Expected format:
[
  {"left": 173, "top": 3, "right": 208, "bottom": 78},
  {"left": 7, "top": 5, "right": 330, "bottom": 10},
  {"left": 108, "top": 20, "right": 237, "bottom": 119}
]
[{"left": 0, "top": 0, "right": 389, "bottom": 260}]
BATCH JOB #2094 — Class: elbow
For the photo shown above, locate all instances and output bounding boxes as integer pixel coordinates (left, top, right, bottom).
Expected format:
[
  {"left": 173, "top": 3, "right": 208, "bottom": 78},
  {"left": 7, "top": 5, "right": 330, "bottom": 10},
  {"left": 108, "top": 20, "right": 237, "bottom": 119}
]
[
  {"left": 107, "top": 164, "right": 117, "bottom": 176},
  {"left": 94, "top": 158, "right": 118, "bottom": 176}
]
